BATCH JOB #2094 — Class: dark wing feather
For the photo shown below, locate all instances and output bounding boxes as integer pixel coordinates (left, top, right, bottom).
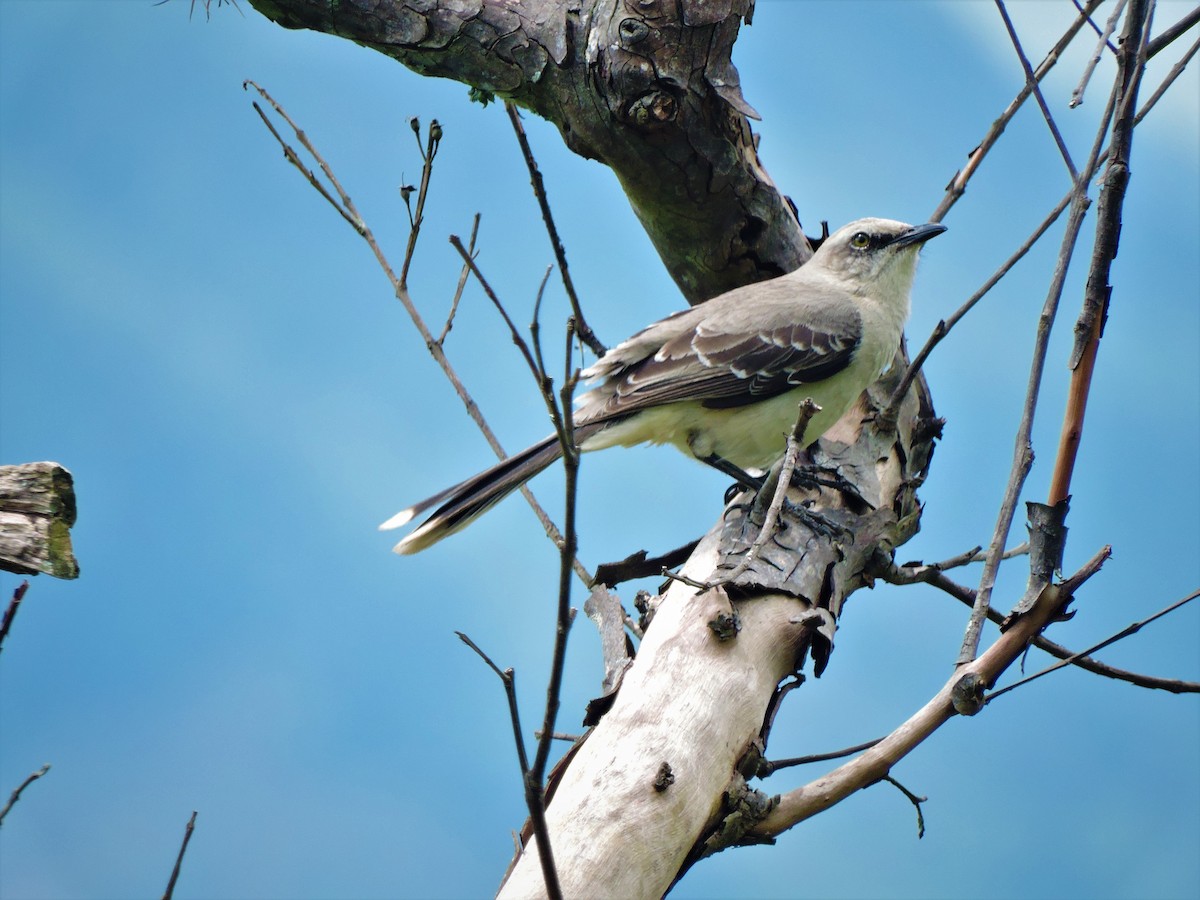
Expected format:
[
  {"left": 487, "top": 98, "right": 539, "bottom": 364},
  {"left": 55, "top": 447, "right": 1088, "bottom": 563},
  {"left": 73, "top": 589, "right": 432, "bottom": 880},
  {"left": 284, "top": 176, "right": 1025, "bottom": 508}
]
[{"left": 588, "top": 318, "right": 861, "bottom": 418}]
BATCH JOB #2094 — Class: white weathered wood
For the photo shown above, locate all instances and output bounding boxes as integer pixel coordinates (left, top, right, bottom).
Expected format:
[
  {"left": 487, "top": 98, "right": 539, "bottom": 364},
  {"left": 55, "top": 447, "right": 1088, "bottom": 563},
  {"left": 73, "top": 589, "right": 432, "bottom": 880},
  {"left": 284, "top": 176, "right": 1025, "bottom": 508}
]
[
  {"left": 499, "top": 529, "right": 806, "bottom": 899},
  {"left": 0, "top": 462, "right": 79, "bottom": 579}
]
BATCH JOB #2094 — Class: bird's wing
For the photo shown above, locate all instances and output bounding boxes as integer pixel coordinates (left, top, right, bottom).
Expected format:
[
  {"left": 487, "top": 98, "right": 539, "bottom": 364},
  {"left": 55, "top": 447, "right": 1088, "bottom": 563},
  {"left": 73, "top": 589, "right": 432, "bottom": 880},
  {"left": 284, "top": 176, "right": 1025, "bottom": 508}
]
[{"left": 578, "top": 290, "right": 862, "bottom": 419}]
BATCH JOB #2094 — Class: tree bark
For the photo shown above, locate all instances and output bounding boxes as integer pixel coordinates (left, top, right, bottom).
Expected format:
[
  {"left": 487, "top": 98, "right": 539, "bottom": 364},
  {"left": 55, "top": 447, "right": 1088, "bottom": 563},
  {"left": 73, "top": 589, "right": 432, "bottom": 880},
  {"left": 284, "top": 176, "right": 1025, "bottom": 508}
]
[
  {"left": 247, "top": 0, "right": 812, "bottom": 304},
  {"left": 0, "top": 462, "right": 79, "bottom": 579}
]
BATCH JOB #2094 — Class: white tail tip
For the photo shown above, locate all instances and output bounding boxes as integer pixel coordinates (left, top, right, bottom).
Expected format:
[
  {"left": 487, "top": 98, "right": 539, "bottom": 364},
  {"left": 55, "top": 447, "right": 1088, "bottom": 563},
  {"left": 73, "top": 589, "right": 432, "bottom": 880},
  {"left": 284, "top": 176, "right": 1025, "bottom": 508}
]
[{"left": 378, "top": 508, "right": 417, "bottom": 531}]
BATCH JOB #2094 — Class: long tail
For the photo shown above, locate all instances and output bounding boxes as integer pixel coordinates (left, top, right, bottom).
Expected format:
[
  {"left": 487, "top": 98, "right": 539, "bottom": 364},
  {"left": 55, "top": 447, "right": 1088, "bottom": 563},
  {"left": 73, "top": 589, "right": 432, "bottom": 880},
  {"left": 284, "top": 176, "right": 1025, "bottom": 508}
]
[{"left": 380, "top": 428, "right": 593, "bottom": 554}]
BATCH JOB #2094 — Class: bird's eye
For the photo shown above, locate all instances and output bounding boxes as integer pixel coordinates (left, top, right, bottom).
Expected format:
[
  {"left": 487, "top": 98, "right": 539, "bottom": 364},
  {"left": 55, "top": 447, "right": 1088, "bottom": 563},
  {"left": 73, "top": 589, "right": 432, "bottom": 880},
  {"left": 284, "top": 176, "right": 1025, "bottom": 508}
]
[{"left": 849, "top": 232, "right": 871, "bottom": 250}]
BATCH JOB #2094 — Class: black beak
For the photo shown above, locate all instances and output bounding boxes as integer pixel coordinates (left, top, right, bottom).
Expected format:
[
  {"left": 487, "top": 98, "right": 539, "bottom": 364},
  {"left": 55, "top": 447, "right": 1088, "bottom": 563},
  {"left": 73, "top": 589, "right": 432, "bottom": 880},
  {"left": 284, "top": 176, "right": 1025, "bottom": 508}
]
[{"left": 890, "top": 222, "right": 947, "bottom": 249}]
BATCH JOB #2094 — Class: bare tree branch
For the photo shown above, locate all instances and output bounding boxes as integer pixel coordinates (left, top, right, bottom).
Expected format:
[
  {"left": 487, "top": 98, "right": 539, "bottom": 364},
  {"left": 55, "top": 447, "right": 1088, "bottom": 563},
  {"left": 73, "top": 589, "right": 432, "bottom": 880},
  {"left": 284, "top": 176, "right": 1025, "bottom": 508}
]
[
  {"left": 1072, "top": 0, "right": 1129, "bottom": 108},
  {"left": 0, "top": 764, "right": 51, "bottom": 827},
  {"left": 987, "top": 588, "right": 1200, "bottom": 703},
  {"left": 995, "top": 0, "right": 1078, "bottom": 179},
  {"left": 0, "top": 580, "right": 29, "bottom": 653},
  {"left": 161, "top": 810, "right": 198, "bottom": 900},
  {"left": 505, "top": 103, "right": 604, "bottom": 357},
  {"left": 930, "top": 0, "right": 1104, "bottom": 222}
]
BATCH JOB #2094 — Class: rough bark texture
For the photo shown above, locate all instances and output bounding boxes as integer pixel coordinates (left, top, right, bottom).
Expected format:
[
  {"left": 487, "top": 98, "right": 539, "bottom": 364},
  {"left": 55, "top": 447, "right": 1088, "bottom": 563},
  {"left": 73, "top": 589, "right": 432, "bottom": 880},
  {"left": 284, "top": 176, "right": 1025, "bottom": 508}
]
[
  {"left": 247, "top": 0, "right": 812, "bottom": 304},
  {"left": 0, "top": 462, "right": 79, "bottom": 579}
]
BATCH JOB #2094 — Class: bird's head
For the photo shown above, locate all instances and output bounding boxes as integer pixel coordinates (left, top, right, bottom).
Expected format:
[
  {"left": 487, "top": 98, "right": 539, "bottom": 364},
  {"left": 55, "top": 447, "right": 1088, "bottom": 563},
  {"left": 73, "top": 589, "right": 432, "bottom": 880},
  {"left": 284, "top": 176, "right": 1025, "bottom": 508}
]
[{"left": 810, "top": 217, "right": 947, "bottom": 301}]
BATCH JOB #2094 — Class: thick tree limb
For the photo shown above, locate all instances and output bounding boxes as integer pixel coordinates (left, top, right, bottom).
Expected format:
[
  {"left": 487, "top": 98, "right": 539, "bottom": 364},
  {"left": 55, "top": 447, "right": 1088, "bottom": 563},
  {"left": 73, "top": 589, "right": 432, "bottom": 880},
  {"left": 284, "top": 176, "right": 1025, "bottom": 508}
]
[
  {"left": 247, "top": 0, "right": 811, "bottom": 304},
  {"left": 498, "top": 352, "right": 939, "bottom": 897}
]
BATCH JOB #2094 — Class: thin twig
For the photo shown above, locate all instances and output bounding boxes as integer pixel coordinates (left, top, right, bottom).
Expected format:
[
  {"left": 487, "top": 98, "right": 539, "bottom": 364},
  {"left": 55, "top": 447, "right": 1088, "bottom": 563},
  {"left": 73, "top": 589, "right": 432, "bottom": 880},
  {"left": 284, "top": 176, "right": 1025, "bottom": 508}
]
[
  {"left": 0, "top": 763, "right": 50, "bottom": 826},
  {"left": 931, "top": 0, "right": 1104, "bottom": 222},
  {"left": 1072, "top": 0, "right": 1129, "bottom": 107},
  {"left": 878, "top": 561, "right": 1200, "bottom": 694},
  {"left": 437, "top": 214, "right": 481, "bottom": 345},
  {"left": 995, "top": 0, "right": 1078, "bottom": 179},
  {"left": 449, "top": 236, "right": 545, "bottom": 400},
  {"left": 246, "top": 97, "right": 365, "bottom": 235},
  {"left": 400, "top": 120, "right": 442, "bottom": 288},
  {"left": 931, "top": 542, "right": 1029, "bottom": 572},
  {"left": 246, "top": 83, "right": 592, "bottom": 586},
  {"left": 505, "top": 102, "right": 605, "bottom": 357},
  {"left": 456, "top": 631, "right": 534, "bottom": 774},
  {"left": 881, "top": 775, "right": 927, "bottom": 839},
  {"left": 750, "top": 576, "right": 1080, "bottom": 839},
  {"left": 987, "top": 588, "right": 1200, "bottom": 703},
  {"left": 886, "top": 193, "right": 1074, "bottom": 419},
  {"left": 1071, "top": 0, "right": 1121, "bottom": 52},
  {"left": 455, "top": 632, "right": 563, "bottom": 897},
  {"left": 526, "top": 337, "right": 584, "bottom": 900},
  {"left": 1146, "top": 5, "right": 1200, "bottom": 59},
  {"left": 958, "top": 47, "right": 1126, "bottom": 665},
  {"left": 889, "top": 33, "right": 1195, "bottom": 417},
  {"left": 0, "top": 580, "right": 29, "bottom": 652},
  {"left": 161, "top": 810, "right": 198, "bottom": 900},
  {"left": 760, "top": 738, "right": 883, "bottom": 775}
]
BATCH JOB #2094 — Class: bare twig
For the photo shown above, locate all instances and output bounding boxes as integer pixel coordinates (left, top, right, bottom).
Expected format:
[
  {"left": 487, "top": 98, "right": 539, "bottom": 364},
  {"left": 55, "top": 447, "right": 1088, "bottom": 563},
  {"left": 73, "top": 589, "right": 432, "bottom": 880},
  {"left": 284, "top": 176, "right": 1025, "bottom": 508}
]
[
  {"left": 931, "top": 0, "right": 1104, "bottom": 222},
  {"left": 958, "top": 42, "right": 1127, "bottom": 664},
  {"left": 161, "top": 810, "right": 198, "bottom": 900},
  {"left": 881, "top": 775, "right": 927, "bottom": 839},
  {"left": 244, "top": 82, "right": 366, "bottom": 235},
  {"left": 456, "top": 632, "right": 533, "bottom": 774},
  {"left": 987, "top": 588, "right": 1200, "bottom": 703},
  {"left": 456, "top": 630, "right": 562, "bottom": 898},
  {"left": 0, "top": 764, "right": 51, "bottom": 827},
  {"left": 505, "top": 102, "right": 605, "bottom": 357},
  {"left": 889, "top": 27, "right": 1195, "bottom": 419},
  {"left": 996, "top": 0, "right": 1078, "bottom": 179},
  {"left": 1071, "top": 0, "right": 1120, "bottom": 52},
  {"left": 0, "top": 580, "right": 29, "bottom": 652},
  {"left": 930, "top": 542, "right": 1028, "bottom": 572},
  {"left": 1146, "top": 5, "right": 1200, "bottom": 59},
  {"left": 449, "top": 237, "right": 546, "bottom": 406},
  {"left": 760, "top": 738, "right": 883, "bottom": 775},
  {"left": 399, "top": 118, "right": 442, "bottom": 288},
  {"left": 885, "top": 191, "right": 1076, "bottom": 421},
  {"left": 878, "top": 561, "right": 1200, "bottom": 694},
  {"left": 436, "top": 214, "right": 481, "bottom": 344},
  {"left": 246, "top": 83, "right": 591, "bottom": 585},
  {"left": 1072, "top": 0, "right": 1129, "bottom": 107}
]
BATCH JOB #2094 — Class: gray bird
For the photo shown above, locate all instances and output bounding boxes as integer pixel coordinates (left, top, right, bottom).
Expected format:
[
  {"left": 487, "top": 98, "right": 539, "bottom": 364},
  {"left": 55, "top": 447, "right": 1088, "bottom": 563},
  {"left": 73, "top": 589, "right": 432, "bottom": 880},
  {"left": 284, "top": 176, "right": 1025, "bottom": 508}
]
[{"left": 381, "top": 217, "right": 945, "bottom": 554}]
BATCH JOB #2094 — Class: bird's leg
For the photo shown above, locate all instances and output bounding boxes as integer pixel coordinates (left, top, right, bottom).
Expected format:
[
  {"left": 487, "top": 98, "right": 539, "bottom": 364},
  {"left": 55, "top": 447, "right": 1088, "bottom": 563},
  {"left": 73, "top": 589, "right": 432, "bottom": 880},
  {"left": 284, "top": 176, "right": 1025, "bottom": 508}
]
[
  {"left": 697, "top": 453, "right": 765, "bottom": 504},
  {"left": 779, "top": 497, "right": 849, "bottom": 538},
  {"left": 789, "top": 463, "right": 872, "bottom": 511}
]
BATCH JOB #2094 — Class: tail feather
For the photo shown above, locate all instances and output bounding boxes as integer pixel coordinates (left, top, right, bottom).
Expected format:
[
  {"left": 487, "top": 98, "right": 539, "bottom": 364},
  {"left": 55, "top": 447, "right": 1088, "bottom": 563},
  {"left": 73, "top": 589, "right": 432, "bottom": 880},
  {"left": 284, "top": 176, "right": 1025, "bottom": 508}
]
[{"left": 381, "top": 433, "right": 570, "bottom": 554}]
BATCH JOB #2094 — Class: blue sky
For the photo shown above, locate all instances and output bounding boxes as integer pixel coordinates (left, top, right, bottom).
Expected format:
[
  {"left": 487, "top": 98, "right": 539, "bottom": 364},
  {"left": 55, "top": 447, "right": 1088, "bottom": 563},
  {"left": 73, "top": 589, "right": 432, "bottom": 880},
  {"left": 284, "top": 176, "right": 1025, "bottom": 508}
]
[{"left": 1, "top": 1, "right": 1197, "bottom": 898}]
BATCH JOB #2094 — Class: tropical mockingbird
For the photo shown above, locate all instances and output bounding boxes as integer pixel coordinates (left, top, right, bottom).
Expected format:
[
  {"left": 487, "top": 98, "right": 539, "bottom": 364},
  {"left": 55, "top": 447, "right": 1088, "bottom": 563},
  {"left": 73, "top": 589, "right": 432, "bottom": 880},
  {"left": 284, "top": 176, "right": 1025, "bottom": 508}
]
[{"left": 381, "top": 217, "right": 945, "bottom": 554}]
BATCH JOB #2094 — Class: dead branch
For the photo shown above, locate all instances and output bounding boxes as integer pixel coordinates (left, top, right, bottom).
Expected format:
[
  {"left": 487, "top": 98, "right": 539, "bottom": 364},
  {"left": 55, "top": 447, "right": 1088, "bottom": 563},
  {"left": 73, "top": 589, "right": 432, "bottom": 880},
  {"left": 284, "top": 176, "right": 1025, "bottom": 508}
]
[
  {"left": 0, "top": 462, "right": 79, "bottom": 579},
  {"left": 161, "top": 811, "right": 198, "bottom": 900},
  {"left": 0, "top": 580, "right": 29, "bottom": 653},
  {"left": 0, "top": 763, "right": 51, "bottom": 827}
]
